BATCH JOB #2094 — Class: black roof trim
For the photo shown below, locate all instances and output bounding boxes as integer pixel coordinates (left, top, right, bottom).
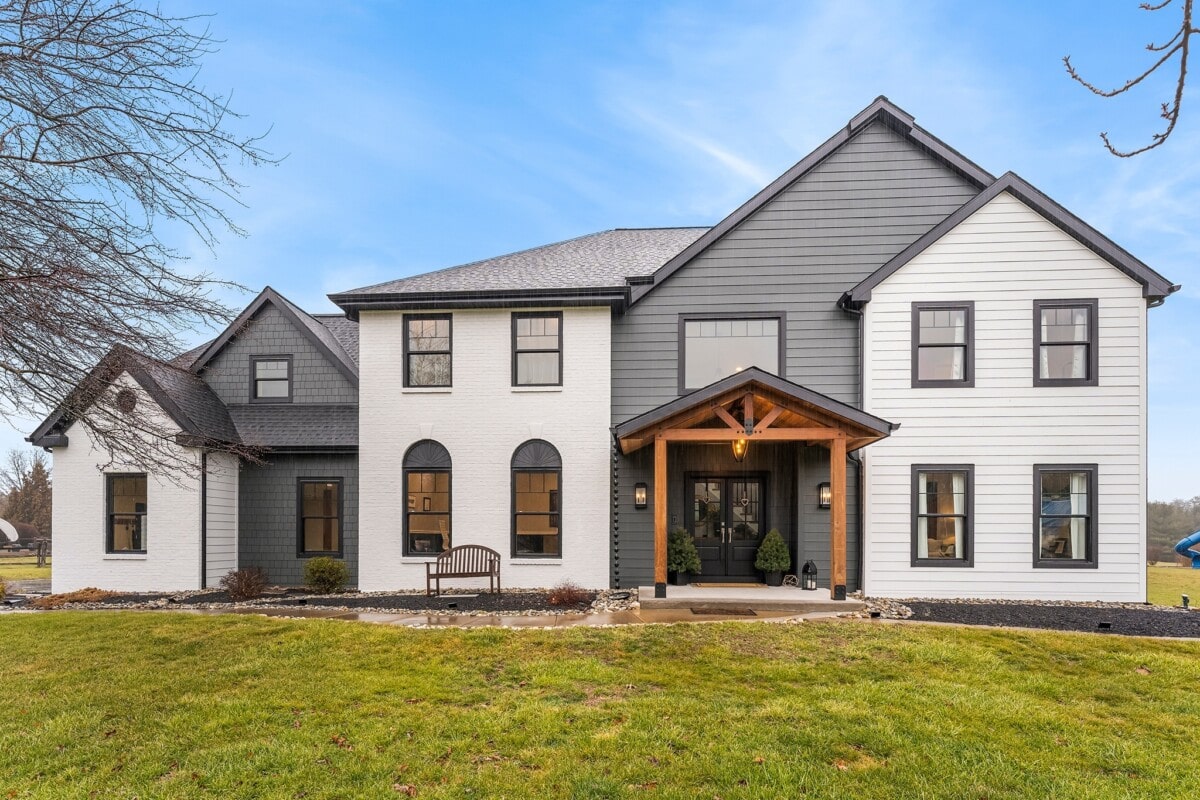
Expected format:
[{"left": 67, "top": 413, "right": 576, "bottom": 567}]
[
  {"left": 612, "top": 367, "right": 896, "bottom": 453},
  {"left": 189, "top": 287, "right": 359, "bottom": 386},
  {"left": 629, "top": 96, "right": 995, "bottom": 305},
  {"left": 331, "top": 286, "right": 630, "bottom": 319},
  {"left": 841, "top": 171, "right": 1180, "bottom": 307}
]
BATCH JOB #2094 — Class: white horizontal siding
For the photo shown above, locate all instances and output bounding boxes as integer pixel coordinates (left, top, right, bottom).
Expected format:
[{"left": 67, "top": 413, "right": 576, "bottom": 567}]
[
  {"left": 204, "top": 452, "right": 239, "bottom": 586},
  {"left": 863, "top": 192, "right": 1147, "bottom": 601}
]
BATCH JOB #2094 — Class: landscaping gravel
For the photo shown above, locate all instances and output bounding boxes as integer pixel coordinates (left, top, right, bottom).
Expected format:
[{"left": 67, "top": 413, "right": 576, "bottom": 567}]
[{"left": 904, "top": 600, "right": 1200, "bottom": 639}]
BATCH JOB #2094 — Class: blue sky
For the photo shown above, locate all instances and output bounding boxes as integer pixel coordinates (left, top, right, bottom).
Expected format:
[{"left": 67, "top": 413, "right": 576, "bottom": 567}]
[{"left": 6, "top": 1, "right": 1197, "bottom": 500}]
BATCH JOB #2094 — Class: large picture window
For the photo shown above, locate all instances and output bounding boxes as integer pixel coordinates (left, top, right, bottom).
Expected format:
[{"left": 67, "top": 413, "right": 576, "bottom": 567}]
[
  {"left": 680, "top": 314, "right": 782, "bottom": 391},
  {"left": 404, "top": 314, "right": 452, "bottom": 387},
  {"left": 1033, "top": 300, "right": 1098, "bottom": 386},
  {"left": 912, "top": 302, "right": 974, "bottom": 387},
  {"left": 403, "top": 440, "right": 452, "bottom": 555},
  {"left": 106, "top": 474, "right": 147, "bottom": 553},
  {"left": 512, "top": 439, "right": 562, "bottom": 558},
  {"left": 1034, "top": 465, "right": 1098, "bottom": 568},
  {"left": 512, "top": 312, "right": 562, "bottom": 386},
  {"left": 298, "top": 479, "right": 342, "bottom": 556},
  {"left": 251, "top": 356, "right": 292, "bottom": 402},
  {"left": 911, "top": 465, "right": 973, "bottom": 567}
]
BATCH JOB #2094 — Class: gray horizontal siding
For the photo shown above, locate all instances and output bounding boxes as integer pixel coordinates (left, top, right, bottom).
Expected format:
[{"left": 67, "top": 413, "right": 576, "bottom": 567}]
[{"left": 611, "top": 121, "right": 979, "bottom": 423}]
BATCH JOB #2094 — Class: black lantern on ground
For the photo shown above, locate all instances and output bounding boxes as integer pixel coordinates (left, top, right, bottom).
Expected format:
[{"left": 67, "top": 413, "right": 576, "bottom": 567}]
[
  {"left": 633, "top": 482, "right": 648, "bottom": 510},
  {"left": 801, "top": 560, "right": 818, "bottom": 591},
  {"left": 817, "top": 482, "right": 831, "bottom": 509}
]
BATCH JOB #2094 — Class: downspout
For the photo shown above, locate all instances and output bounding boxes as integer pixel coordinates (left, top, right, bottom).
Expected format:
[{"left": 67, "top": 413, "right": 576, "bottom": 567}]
[
  {"left": 840, "top": 296, "right": 868, "bottom": 595},
  {"left": 200, "top": 451, "right": 208, "bottom": 589}
]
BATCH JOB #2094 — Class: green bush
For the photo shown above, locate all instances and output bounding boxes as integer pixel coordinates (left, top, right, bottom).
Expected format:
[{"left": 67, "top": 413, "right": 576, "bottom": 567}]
[
  {"left": 667, "top": 527, "right": 702, "bottom": 575},
  {"left": 304, "top": 557, "right": 349, "bottom": 594},
  {"left": 754, "top": 529, "right": 791, "bottom": 573}
]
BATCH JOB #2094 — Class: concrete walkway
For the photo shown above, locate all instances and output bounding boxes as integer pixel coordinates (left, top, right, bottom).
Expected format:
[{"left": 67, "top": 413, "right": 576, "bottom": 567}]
[{"left": 638, "top": 584, "right": 864, "bottom": 613}]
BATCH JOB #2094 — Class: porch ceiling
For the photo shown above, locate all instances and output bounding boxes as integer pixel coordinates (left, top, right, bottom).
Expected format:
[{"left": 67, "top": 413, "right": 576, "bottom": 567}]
[{"left": 613, "top": 368, "right": 897, "bottom": 454}]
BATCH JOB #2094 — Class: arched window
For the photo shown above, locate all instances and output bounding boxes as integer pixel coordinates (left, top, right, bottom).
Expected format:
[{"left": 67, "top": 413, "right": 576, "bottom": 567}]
[
  {"left": 403, "top": 440, "right": 451, "bottom": 555},
  {"left": 512, "top": 440, "right": 562, "bottom": 557}
]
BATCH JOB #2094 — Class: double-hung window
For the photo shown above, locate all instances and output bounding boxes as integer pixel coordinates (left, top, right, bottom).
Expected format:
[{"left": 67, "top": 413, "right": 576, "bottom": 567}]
[
  {"left": 912, "top": 465, "right": 973, "bottom": 567},
  {"left": 679, "top": 314, "right": 783, "bottom": 392},
  {"left": 404, "top": 314, "right": 452, "bottom": 387},
  {"left": 106, "top": 474, "right": 147, "bottom": 553},
  {"left": 251, "top": 356, "right": 292, "bottom": 402},
  {"left": 912, "top": 302, "right": 974, "bottom": 387},
  {"left": 1033, "top": 300, "right": 1098, "bottom": 386},
  {"left": 512, "top": 312, "right": 562, "bottom": 386},
  {"left": 1033, "top": 465, "right": 1097, "bottom": 567},
  {"left": 298, "top": 479, "right": 342, "bottom": 556}
]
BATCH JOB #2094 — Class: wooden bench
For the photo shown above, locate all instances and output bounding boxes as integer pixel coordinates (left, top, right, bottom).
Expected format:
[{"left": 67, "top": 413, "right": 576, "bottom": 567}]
[{"left": 425, "top": 544, "right": 501, "bottom": 596}]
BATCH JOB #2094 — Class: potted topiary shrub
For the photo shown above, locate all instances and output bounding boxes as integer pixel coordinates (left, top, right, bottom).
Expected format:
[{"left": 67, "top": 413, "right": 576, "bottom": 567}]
[
  {"left": 667, "top": 527, "right": 702, "bottom": 585},
  {"left": 755, "top": 529, "right": 790, "bottom": 587}
]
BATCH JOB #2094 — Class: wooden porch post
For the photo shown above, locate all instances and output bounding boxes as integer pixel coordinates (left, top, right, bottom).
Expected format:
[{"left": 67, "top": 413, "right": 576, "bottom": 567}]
[
  {"left": 830, "top": 433, "right": 847, "bottom": 600},
  {"left": 653, "top": 434, "right": 668, "bottom": 598}
]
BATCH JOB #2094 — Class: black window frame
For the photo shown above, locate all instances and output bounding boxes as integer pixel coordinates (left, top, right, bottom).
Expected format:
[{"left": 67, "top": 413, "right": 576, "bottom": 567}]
[
  {"left": 249, "top": 355, "right": 293, "bottom": 404},
  {"left": 910, "top": 464, "right": 974, "bottom": 568},
  {"left": 296, "top": 477, "right": 344, "bottom": 558},
  {"left": 1032, "top": 464, "right": 1098, "bottom": 569},
  {"left": 511, "top": 311, "right": 564, "bottom": 387},
  {"left": 911, "top": 302, "right": 975, "bottom": 388},
  {"left": 511, "top": 439, "right": 563, "bottom": 559},
  {"left": 1032, "top": 299, "right": 1099, "bottom": 387},
  {"left": 402, "top": 439, "right": 453, "bottom": 557},
  {"left": 402, "top": 313, "right": 453, "bottom": 388},
  {"left": 105, "top": 473, "right": 148, "bottom": 554},
  {"left": 677, "top": 312, "right": 786, "bottom": 393}
]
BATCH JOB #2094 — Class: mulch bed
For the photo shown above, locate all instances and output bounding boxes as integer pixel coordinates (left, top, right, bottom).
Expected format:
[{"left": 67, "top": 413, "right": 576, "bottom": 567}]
[
  {"left": 905, "top": 601, "right": 1200, "bottom": 639},
  {"left": 85, "top": 589, "right": 599, "bottom": 614}
]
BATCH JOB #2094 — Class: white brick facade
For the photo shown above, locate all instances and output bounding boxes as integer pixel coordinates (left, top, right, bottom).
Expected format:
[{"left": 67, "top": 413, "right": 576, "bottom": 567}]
[{"left": 357, "top": 307, "right": 612, "bottom": 591}]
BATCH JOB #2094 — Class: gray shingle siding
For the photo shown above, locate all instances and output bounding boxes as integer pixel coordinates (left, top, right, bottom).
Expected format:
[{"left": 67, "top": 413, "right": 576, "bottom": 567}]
[
  {"left": 238, "top": 453, "right": 358, "bottom": 586},
  {"left": 200, "top": 305, "right": 358, "bottom": 406},
  {"left": 611, "top": 121, "right": 977, "bottom": 588}
]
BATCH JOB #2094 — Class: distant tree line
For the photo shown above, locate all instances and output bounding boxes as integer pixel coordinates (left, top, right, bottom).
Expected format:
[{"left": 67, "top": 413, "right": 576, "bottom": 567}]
[
  {"left": 0, "top": 450, "right": 51, "bottom": 541},
  {"left": 1148, "top": 497, "right": 1200, "bottom": 563}
]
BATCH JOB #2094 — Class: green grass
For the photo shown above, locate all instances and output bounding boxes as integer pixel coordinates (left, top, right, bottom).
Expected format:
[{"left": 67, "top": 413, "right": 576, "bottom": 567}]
[
  {"left": 1147, "top": 563, "right": 1200, "bottom": 607},
  {"left": 0, "top": 614, "right": 1197, "bottom": 799},
  {"left": 0, "top": 556, "right": 50, "bottom": 582}
]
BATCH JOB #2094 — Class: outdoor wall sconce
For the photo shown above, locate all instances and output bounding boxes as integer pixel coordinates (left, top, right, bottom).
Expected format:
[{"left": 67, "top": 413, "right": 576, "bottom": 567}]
[
  {"left": 817, "top": 482, "right": 831, "bottom": 509},
  {"left": 802, "top": 560, "right": 818, "bottom": 591},
  {"left": 633, "top": 482, "right": 648, "bottom": 510},
  {"left": 731, "top": 438, "right": 749, "bottom": 462}
]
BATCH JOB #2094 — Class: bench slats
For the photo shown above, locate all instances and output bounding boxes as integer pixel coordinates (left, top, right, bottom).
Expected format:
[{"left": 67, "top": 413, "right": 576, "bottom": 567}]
[{"left": 426, "top": 544, "right": 501, "bottom": 596}]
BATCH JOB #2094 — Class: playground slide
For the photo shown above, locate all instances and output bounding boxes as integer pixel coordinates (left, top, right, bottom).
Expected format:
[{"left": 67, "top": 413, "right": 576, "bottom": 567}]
[{"left": 1175, "top": 530, "right": 1200, "bottom": 568}]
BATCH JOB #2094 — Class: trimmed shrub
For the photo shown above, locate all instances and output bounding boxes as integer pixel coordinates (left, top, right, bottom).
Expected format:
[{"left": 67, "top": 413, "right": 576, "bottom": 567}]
[
  {"left": 219, "top": 567, "right": 269, "bottom": 601},
  {"left": 755, "top": 529, "right": 791, "bottom": 573},
  {"left": 304, "top": 557, "right": 349, "bottom": 594},
  {"left": 547, "top": 580, "right": 591, "bottom": 607},
  {"left": 667, "top": 527, "right": 702, "bottom": 575}
]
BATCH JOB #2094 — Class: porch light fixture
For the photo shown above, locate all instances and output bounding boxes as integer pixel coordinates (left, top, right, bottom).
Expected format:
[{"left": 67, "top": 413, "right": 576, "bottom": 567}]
[
  {"left": 817, "top": 482, "right": 832, "bottom": 509},
  {"left": 801, "top": 560, "right": 818, "bottom": 591},
  {"left": 633, "top": 482, "right": 648, "bottom": 510},
  {"left": 731, "top": 437, "right": 749, "bottom": 462}
]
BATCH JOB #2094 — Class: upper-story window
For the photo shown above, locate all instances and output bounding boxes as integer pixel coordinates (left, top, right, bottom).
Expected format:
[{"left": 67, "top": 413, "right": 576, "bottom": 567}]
[
  {"left": 251, "top": 356, "right": 292, "bottom": 402},
  {"left": 512, "top": 312, "right": 563, "bottom": 386},
  {"left": 1033, "top": 300, "right": 1098, "bottom": 387},
  {"left": 404, "top": 314, "right": 452, "bottom": 388},
  {"left": 680, "top": 314, "right": 782, "bottom": 392},
  {"left": 912, "top": 302, "right": 974, "bottom": 388}
]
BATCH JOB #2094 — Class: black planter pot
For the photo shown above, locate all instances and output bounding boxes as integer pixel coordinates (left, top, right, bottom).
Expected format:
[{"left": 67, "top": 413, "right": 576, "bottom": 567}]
[
  {"left": 763, "top": 571, "right": 784, "bottom": 587},
  {"left": 669, "top": 571, "right": 691, "bottom": 586}
]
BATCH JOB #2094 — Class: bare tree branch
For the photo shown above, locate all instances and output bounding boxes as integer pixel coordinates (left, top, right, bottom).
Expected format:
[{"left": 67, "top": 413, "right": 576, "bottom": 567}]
[
  {"left": 1064, "top": 0, "right": 1197, "bottom": 156},
  {"left": 0, "top": 1, "right": 276, "bottom": 473}
]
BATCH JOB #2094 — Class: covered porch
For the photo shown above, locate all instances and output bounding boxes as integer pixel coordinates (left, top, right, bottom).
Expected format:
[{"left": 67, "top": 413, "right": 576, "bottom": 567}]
[{"left": 614, "top": 369, "right": 895, "bottom": 600}]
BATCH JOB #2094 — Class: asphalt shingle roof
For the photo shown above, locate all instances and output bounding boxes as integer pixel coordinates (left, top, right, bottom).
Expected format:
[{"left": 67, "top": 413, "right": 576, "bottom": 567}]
[
  {"left": 339, "top": 228, "right": 709, "bottom": 296},
  {"left": 228, "top": 405, "right": 357, "bottom": 449},
  {"left": 131, "top": 353, "right": 241, "bottom": 444}
]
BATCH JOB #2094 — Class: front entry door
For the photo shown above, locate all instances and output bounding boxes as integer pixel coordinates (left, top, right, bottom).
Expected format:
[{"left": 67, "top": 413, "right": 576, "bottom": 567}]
[{"left": 690, "top": 477, "right": 766, "bottom": 579}]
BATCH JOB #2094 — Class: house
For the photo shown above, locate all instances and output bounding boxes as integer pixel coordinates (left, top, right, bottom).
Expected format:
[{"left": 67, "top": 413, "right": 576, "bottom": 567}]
[{"left": 30, "top": 97, "right": 1178, "bottom": 602}]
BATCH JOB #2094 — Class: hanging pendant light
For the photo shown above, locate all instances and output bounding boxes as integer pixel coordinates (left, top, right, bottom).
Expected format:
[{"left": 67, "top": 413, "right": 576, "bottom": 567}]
[{"left": 731, "top": 437, "right": 748, "bottom": 462}]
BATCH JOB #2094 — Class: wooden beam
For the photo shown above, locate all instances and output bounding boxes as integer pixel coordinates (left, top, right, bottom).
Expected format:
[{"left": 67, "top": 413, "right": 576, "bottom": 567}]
[
  {"left": 830, "top": 434, "right": 847, "bottom": 601},
  {"left": 660, "top": 428, "right": 843, "bottom": 442},
  {"left": 713, "top": 405, "right": 743, "bottom": 431},
  {"left": 653, "top": 435, "right": 667, "bottom": 598},
  {"left": 742, "top": 393, "right": 754, "bottom": 432},
  {"left": 753, "top": 405, "right": 784, "bottom": 433}
]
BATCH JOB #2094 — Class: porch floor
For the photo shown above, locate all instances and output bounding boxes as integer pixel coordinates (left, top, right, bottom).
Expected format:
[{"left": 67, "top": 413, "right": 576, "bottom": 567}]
[{"left": 637, "top": 584, "right": 864, "bottom": 613}]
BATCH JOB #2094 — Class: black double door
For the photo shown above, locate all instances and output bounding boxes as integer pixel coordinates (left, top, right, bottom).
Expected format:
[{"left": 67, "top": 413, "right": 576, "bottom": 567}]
[{"left": 689, "top": 476, "right": 765, "bottom": 579}]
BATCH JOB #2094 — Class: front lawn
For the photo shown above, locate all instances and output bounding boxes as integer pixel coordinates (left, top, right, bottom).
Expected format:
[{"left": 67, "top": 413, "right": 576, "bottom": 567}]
[
  {"left": 0, "top": 555, "right": 50, "bottom": 582},
  {"left": 1147, "top": 563, "right": 1200, "bottom": 607},
  {"left": 0, "top": 614, "right": 1196, "bottom": 798}
]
